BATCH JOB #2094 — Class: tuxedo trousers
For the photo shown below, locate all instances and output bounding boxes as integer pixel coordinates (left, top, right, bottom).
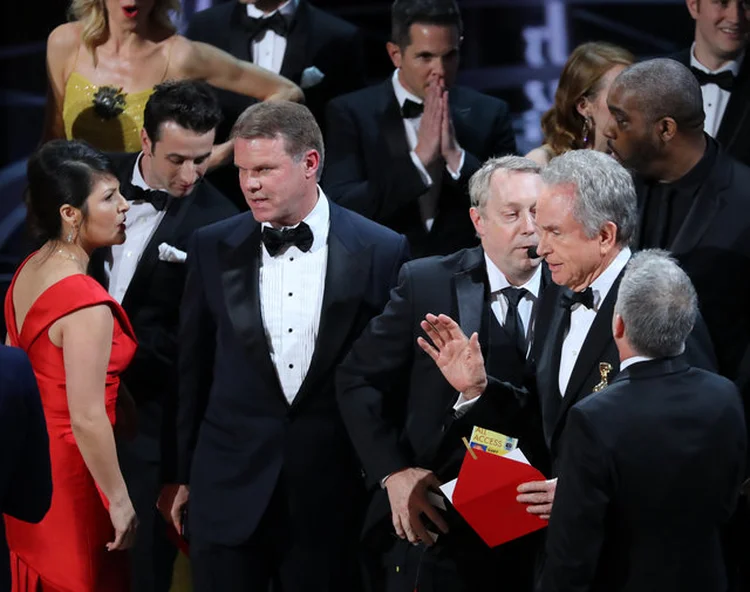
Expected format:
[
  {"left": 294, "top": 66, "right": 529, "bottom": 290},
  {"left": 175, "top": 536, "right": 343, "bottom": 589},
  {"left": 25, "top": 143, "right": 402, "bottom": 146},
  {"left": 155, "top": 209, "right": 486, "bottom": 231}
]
[{"left": 190, "top": 479, "right": 366, "bottom": 592}]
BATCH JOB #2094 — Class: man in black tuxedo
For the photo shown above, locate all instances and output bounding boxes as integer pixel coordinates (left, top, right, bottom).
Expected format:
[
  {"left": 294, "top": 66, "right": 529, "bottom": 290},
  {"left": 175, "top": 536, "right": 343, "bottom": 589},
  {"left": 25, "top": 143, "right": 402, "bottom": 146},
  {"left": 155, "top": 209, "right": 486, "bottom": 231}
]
[
  {"left": 186, "top": 0, "right": 366, "bottom": 204},
  {"left": 337, "top": 156, "right": 547, "bottom": 592},
  {"left": 322, "top": 0, "right": 517, "bottom": 258},
  {"left": 605, "top": 57, "right": 750, "bottom": 589},
  {"left": 163, "top": 101, "right": 409, "bottom": 592},
  {"left": 672, "top": 0, "right": 750, "bottom": 165},
  {"left": 419, "top": 150, "right": 716, "bottom": 521},
  {"left": 539, "top": 250, "right": 747, "bottom": 592},
  {"left": 89, "top": 80, "right": 239, "bottom": 592}
]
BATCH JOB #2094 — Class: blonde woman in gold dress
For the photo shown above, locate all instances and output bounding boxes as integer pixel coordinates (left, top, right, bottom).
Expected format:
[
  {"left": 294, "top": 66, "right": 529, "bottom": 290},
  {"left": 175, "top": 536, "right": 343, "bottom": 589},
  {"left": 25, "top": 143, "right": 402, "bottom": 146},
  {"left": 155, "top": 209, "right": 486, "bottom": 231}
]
[{"left": 44, "top": 0, "right": 303, "bottom": 160}]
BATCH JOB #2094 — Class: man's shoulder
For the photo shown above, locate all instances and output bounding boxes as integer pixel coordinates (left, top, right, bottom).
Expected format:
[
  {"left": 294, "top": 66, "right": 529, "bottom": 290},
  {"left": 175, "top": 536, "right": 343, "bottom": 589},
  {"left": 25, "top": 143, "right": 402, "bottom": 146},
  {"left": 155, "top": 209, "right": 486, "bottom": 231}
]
[
  {"left": 194, "top": 210, "right": 253, "bottom": 242},
  {"left": 451, "top": 85, "right": 511, "bottom": 115},
  {"left": 305, "top": 1, "right": 359, "bottom": 39},
  {"left": 666, "top": 48, "right": 691, "bottom": 67},
  {"left": 190, "top": 181, "right": 241, "bottom": 218},
  {"left": 187, "top": 2, "right": 233, "bottom": 33},
  {"left": 0, "top": 346, "right": 34, "bottom": 396},
  {"left": 107, "top": 152, "right": 138, "bottom": 180},
  {"left": 402, "top": 247, "right": 482, "bottom": 277},
  {"left": 332, "top": 202, "right": 404, "bottom": 247},
  {"left": 328, "top": 80, "right": 391, "bottom": 112}
]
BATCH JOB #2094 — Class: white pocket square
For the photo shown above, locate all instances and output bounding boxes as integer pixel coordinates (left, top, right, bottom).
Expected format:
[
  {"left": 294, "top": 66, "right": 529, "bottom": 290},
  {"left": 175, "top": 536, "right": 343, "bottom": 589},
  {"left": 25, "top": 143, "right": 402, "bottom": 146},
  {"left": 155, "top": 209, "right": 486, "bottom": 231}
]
[
  {"left": 300, "top": 66, "right": 325, "bottom": 90},
  {"left": 158, "top": 243, "right": 187, "bottom": 263}
]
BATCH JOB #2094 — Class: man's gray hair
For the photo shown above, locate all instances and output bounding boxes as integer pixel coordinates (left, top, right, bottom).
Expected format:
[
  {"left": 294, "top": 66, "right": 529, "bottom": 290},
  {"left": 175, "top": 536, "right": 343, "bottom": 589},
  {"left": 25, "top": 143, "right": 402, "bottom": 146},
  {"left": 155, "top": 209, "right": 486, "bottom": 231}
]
[
  {"left": 615, "top": 249, "right": 698, "bottom": 358},
  {"left": 541, "top": 150, "right": 637, "bottom": 246},
  {"left": 612, "top": 58, "right": 705, "bottom": 132},
  {"left": 469, "top": 155, "right": 541, "bottom": 209}
]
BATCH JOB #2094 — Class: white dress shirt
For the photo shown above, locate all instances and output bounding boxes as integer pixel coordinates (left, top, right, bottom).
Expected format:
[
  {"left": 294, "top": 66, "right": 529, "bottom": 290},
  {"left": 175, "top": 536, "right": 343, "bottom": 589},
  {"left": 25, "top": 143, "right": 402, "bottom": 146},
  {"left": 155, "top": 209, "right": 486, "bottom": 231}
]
[
  {"left": 247, "top": 0, "right": 298, "bottom": 74},
  {"left": 259, "top": 190, "right": 329, "bottom": 404},
  {"left": 106, "top": 153, "right": 168, "bottom": 303},
  {"left": 690, "top": 43, "right": 744, "bottom": 139},
  {"left": 391, "top": 70, "right": 465, "bottom": 231},
  {"left": 558, "top": 247, "right": 631, "bottom": 397},
  {"left": 453, "top": 259, "right": 542, "bottom": 413},
  {"left": 619, "top": 355, "right": 654, "bottom": 372}
]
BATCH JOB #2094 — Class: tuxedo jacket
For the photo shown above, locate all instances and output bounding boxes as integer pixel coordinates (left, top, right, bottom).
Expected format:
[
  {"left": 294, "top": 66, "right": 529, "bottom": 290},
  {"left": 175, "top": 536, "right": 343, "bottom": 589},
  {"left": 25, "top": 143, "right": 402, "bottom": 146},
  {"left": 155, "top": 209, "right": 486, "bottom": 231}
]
[
  {"left": 635, "top": 145, "right": 750, "bottom": 397},
  {"left": 90, "top": 152, "right": 238, "bottom": 471},
  {"left": 186, "top": 0, "right": 365, "bottom": 138},
  {"left": 483, "top": 264, "right": 717, "bottom": 472},
  {"left": 540, "top": 357, "right": 747, "bottom": 592},
  {"left": 0, "top": 346, "right": 52, "bottom": 591},
  {"left": 322, "top": 80, "right": 517, "bottom": 258},
  {"left": 176, "top": 202, "right": 409, "bottom": 546},
  {"left": 337, "top": 247, "right": 549, "bottom": 544},
  {"left": 673, "top": 50, "right": 750, "bottom": 166}
]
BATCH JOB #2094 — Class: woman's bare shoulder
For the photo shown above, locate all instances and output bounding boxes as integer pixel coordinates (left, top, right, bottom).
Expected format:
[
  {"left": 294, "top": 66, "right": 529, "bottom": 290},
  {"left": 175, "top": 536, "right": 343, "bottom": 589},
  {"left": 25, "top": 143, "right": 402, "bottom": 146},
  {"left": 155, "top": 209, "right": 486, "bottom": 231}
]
[
  {"left": 524, "top": 145, "right": 554, "bottom": 167},
  {"left": 47, "top": 22, "right": 82, "bottom": 55}
]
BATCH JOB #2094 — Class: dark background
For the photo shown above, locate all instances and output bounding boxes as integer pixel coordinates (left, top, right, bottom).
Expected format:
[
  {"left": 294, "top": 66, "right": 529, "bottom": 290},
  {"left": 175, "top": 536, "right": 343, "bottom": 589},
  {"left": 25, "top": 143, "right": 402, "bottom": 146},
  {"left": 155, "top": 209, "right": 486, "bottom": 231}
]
[{"left": 0, "top": 0, "right": 694, "bottom": 289}]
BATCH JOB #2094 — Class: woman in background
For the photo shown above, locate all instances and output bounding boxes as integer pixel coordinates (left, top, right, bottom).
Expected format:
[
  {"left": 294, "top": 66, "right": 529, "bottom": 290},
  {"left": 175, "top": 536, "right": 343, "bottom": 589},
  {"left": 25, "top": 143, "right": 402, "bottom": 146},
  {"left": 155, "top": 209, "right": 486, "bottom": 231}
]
[
  {"left": 44, "top": 0, "right": 302, "bottom": 157},
  {"left": 4, "top": 140, "right": 137, "bottom": 591},
  {"left": 526, "top": 41, "right": 634, "bottom": 166}
]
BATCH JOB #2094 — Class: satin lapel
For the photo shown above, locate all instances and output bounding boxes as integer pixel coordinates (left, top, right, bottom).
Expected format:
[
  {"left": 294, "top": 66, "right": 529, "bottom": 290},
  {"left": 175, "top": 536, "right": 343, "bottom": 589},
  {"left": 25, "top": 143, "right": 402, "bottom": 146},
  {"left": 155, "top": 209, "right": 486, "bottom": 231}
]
[
  {"left": 669, "top": 153, "right": 730, "bottom": 256},
  {"left": 121, "top": 195, "right": 192, "bottom": 311},
  {"left": 219, "top": 220, "right": 286, "bottom": 404},
  {"left": 380, "top": 82, "right": 413, "bottom": 160},
  {"left": 229, "top": 1, "right": 253, "bottom": 63},
  {"left": 292, "top": 211, "right": 371, "bottom": 406},
  {"left": 559, "top": 270, "right": 624, "bottom": 413},
  {"left": 279, "top": 1, "right": 310, "bottom": 84},
  {"left": 717, "top": 57, "right": 750, "bottom": 149},
  {"left": 454, "top": 248, "right": 485, "bottom": 340}
]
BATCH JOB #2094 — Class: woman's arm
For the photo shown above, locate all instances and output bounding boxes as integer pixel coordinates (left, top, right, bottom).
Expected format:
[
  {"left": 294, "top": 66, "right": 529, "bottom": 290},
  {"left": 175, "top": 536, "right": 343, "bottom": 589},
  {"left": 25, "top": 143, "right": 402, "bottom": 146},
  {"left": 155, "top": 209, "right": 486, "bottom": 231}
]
[
  {"left": 175, "top": 37, "right": 303, "bottom": 103},
  {"left": 42, "top": 23, "right": 80, "bottom": 144},
  {"left": 60, "top": 304, "right": 137, "bottom": 548}
]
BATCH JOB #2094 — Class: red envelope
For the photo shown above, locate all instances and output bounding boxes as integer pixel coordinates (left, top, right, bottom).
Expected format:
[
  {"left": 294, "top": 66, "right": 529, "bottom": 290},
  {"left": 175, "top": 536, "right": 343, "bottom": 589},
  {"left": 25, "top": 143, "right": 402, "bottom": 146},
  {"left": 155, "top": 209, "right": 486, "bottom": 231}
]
[{"left": 451, "top": 448, "right": 548, "bottom": 547}]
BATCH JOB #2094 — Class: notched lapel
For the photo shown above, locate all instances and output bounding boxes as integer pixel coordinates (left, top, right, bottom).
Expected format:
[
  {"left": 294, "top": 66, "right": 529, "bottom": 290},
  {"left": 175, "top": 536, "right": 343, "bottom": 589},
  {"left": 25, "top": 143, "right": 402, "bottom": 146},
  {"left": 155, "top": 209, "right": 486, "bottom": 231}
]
[
  {"left": 294, "top": 226, "right": 371, "bottom": 405},
  {"left": 218, "top": 223, "right": 286, "bottom": 403},
  {"left": 454, "top": 249, "right": 485, "bottom": 340}
]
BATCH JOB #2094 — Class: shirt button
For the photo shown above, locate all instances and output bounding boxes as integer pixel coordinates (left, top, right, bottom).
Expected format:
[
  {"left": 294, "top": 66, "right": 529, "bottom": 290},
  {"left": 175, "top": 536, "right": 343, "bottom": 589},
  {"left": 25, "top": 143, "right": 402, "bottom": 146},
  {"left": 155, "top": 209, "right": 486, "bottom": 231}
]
[
  {"left": 290, "top": 257, "right": 294, "bottom": 261},
  {"left": 288, "top": 364, "right": 294, "bottom": 369},
  {"left": 288, "top": 292, "right": 293, "bottom": 297},
  {"left": 288, "top": 328, "right": 293, "bottom": 333}
]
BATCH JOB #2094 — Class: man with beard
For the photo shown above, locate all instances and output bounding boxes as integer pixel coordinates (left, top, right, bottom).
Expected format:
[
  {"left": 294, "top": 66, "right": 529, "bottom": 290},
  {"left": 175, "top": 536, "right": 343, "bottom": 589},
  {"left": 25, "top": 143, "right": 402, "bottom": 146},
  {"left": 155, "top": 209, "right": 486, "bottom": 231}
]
[{"left": 604, "top": 57, "right": 750, "bottom": 590}]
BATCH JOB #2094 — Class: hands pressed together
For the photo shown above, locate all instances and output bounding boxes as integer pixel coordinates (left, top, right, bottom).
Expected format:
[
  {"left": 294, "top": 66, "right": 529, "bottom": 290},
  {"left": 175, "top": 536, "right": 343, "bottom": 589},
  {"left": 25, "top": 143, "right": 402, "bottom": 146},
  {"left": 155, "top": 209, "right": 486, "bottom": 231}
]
[{"left": 414, "top": 77, "right": 462, "bottom": 173}]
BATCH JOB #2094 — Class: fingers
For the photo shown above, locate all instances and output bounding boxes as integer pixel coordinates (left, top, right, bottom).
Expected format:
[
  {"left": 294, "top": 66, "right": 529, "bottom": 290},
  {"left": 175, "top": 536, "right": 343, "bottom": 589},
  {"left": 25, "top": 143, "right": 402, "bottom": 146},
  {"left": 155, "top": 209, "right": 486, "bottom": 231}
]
[
  {"left": 106, "top": 529, "right": 125, "bottom": 552},
  {"left": 525, "top": 503, "right": 553, "bottom": 517},
  {"left": 420, "top": 317, "right": 446, "bottom": 349},
  {"left": 516, "top": 479, "right": 550, "bottom": 494},
  {"left": 468, "top": 331, "right": 482, "bottom": 356},
  {"left": 171, "top": 506, "right": 182, "bottom": 534},
  {"left": 416, "top": 336, "right": 440, "bottom": 363},
  {"left": 392, "top": 512, "right": 406, "bottom": 540},
  {"left": 422, "top": 503, "right": 449, "bottom": 535},
  {"left": 435, "top": 314, "right": 467, "bottom": 342}
]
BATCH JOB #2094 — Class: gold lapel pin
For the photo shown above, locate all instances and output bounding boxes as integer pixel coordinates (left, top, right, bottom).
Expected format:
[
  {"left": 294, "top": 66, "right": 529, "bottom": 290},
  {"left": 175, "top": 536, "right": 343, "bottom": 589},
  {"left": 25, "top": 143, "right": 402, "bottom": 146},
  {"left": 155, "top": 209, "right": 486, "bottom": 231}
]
[{"left": 593, "top": 362, "right": 613, "bottom": 392}]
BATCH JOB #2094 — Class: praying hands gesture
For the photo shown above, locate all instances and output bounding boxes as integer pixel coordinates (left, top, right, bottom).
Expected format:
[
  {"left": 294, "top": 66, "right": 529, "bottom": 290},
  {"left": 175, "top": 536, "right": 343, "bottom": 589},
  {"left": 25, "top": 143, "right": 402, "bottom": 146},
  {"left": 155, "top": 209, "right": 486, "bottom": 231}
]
[
  {"left": 414, "top": 79, "right": 462, "bottom": 173},
  {"left": 417, "top": 313, "right": 487, "bottom": 400}
]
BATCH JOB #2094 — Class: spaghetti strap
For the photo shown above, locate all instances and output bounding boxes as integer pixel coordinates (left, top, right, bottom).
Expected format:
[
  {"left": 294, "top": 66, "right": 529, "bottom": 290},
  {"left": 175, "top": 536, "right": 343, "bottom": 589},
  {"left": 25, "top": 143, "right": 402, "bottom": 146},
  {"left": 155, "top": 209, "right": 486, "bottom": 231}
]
[{"left": 160, "top": 36, "right": 177, "bottom": 82}]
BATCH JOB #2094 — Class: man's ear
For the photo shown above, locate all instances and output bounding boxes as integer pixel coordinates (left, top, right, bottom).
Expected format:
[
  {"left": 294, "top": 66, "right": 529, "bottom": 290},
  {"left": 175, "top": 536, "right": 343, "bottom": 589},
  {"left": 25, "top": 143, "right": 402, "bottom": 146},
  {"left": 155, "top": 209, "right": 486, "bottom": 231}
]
[
  {"left": 386, "top": 41, "right": 403, "bottom": 69},
  {"left": 141, "top": 128, "right": 152, "bottom": 156},
  {"left": 657, "top": 117, "right": 678, "bottom": 144},
  {"left": 612, "top": 313, "right": 626, "bottom": 339}
]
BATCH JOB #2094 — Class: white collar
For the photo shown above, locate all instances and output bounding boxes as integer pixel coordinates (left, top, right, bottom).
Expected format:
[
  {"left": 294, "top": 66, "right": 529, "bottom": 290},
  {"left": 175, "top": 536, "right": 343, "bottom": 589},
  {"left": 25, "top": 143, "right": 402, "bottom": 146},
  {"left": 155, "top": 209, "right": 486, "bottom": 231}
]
[
  {"left": 587, "top": 247, "right": 631, "bottom": 311},
  {"left": 261, "top": 186, "right": 330, "bottom": 253},
  {"left": 690, "top": 42, "right": 744, "bottom": 76},
  {"left": 484, "top": 253, "right": 542, "bottom": 298},
  {"left": 619, "top": 355, "right": 655, "bottom": 371},
  {"left": 131, "top": 152, "right": 154, "bottom": 191},
  {"left": 246, "top": 0, "right": 298, "bottom": 19},
  {"left": 391, "top": 69, "right": 423, "bottom": 109}
]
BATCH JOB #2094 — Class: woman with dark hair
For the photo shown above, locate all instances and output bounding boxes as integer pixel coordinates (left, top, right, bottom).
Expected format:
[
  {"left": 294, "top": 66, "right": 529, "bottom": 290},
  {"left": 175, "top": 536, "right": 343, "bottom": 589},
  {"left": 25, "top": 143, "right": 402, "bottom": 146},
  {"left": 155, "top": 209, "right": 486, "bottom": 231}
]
[
  {"left": 4, "top": 140, "right": 138, "bottom": 591},
  {"left": 44, "top": 0, "right": 302, "bottom": 156},
  {"left": 526, "top": 42, "right": 634, "bottom": 166}
]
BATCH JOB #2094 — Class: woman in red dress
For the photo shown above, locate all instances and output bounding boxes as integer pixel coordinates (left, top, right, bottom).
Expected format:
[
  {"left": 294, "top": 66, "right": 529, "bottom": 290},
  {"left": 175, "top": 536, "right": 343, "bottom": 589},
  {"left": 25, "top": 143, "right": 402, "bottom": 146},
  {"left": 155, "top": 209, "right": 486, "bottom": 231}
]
[{"left": 4, "top": 140, "right": 138, "bottom": 591}]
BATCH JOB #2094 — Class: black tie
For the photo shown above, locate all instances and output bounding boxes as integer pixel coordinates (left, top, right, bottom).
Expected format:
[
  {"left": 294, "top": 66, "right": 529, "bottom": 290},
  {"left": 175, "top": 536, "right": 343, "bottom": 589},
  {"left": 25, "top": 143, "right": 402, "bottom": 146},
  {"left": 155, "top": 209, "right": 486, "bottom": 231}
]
[
  {"left": 127, "top": 186, "right": 169, "bottom": 212},
  {"left": 261, "top": 222, "right": 314, "bottom": 256},
  {"left": 243, "top": 11, "right": 289, "bottom": 39},
  {"left": 690, "top": 67, "right": 735, "bottom": 92},
  {"left": 401, "top": 99, "right": 424, "bottom": 119},
  {"left": 501, "top": 287, "right": 529, "bottom": 359},
  {"left": 559, "top": 287, "right": 595, "bottom": 311}
]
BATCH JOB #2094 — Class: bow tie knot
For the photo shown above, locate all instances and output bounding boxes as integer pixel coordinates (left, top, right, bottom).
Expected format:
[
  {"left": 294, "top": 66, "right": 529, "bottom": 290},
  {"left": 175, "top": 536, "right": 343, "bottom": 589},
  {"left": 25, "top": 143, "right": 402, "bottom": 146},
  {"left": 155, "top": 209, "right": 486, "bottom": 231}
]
[
  {"left": 560, "top": 287, "right": 595, "bottom": 311},
  {"left": 690, "top": 66, "right": 735, "bottom": 91},
  {"left": 127, "top": 186, "right": 169, "bottom": 211},
  {"left": 261, "top": 222, "right": 314, "bottom": 256},
  {"left": 242, "top": 11, "right": 289, "bottom": 39},
  {"left": 400, "top": 99, "right": 424, "bottom": 119}
]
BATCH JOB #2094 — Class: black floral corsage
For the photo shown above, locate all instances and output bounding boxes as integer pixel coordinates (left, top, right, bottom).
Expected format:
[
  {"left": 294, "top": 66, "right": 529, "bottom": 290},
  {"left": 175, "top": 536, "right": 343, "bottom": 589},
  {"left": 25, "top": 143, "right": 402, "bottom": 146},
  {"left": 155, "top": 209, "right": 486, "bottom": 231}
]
[{"left": 92, "top": 86, "right": 127, "bottom": 119}]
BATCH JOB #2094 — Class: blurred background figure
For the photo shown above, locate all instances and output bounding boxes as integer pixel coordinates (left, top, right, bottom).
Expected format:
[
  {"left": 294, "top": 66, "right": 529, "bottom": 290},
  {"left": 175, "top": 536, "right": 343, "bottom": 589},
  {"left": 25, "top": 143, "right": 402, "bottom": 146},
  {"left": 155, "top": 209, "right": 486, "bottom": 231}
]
[
  {"left": 44, "top": 0, "right": 302, "bottom": 156},
  {"left": 525, "top": 41, "right": 634, "bottom": 166},
  {"left": 4, "top": 141, "right": 138, "bottom": 592},
  {"left": 0, "top": 345, "right": 52, "bottom": 592}
]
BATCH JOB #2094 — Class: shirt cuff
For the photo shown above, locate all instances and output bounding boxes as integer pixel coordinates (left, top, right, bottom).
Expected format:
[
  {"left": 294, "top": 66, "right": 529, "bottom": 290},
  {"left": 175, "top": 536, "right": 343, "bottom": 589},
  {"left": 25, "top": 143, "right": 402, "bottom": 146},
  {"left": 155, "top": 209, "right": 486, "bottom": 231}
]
[
  {"left": 446, "top": 148, "right": 465, "bottom": 180},
  {"left": 409, "top": 150, "right": 434, "bottom": 186},
  {"left": 453, "top": 392, "right": 480, "bottom": 417}
]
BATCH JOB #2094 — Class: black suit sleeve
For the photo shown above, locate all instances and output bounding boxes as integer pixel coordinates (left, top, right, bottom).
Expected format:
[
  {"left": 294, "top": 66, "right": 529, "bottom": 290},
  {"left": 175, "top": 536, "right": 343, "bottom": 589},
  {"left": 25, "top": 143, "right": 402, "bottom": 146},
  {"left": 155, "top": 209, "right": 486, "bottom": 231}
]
[
  {"left": 539, "top": 406, "right": 611, "bottom": 592},
  {"left": 685, "top": 311, "right": 718, "bottom": 373},
  {"left": 323, "top": 98, "right": 431, "bottom": 222},
  {"left": 3, "top": 353, "right": 52, "bottom": 523},
  {"left": 336, "top": 263, "right": 418, "bottom": 487},
  {"left": 174, "top": 231, "right": 216, "bottom": 484}
]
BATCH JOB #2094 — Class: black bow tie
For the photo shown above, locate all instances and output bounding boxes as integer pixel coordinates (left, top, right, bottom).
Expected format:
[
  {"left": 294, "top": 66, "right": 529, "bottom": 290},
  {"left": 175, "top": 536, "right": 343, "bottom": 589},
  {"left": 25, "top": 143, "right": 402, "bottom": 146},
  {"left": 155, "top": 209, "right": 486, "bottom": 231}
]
[
  {"left": 690, "top": 67, "right": 735, "bottom": 91},
  {"left": 261, "top": 222, "right": 314, "bottom": 256},
  {"left": 560, "top": 287, "right": 595, "bottom": 311},
  {"left": 242, "top": 11, "right": 289, "bottom": 39},
  {"left": 400, "top": 99, "right": 424, "bottom": 119},
  {"left": 127, "top": 186, "right": 169, "bottom": 211}
]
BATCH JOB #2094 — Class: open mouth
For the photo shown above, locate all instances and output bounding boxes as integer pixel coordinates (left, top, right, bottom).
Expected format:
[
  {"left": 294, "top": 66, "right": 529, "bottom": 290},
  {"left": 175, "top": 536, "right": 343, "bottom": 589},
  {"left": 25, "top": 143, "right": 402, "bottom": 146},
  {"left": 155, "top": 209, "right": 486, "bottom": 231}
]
[{"left": 122, "top": 5, "right": 139, "bottom": 18}]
